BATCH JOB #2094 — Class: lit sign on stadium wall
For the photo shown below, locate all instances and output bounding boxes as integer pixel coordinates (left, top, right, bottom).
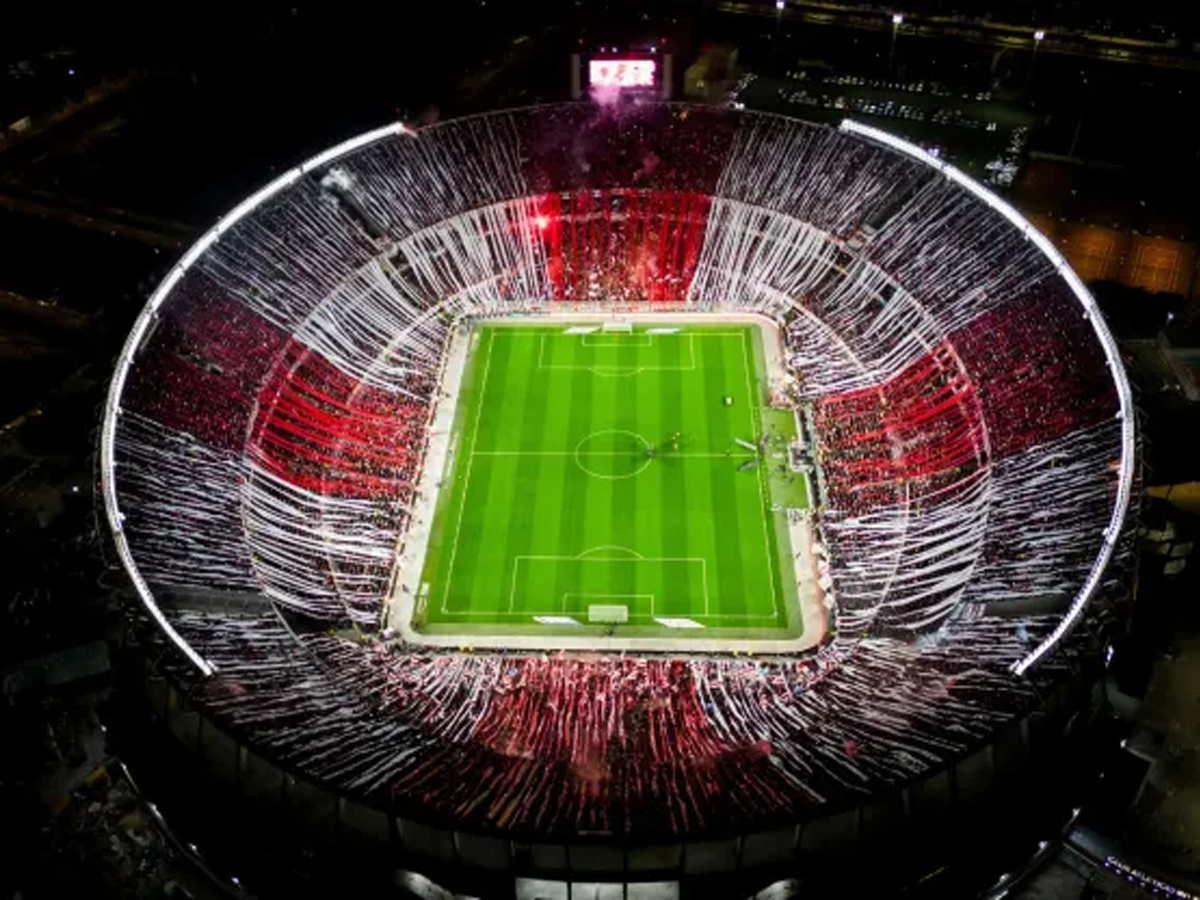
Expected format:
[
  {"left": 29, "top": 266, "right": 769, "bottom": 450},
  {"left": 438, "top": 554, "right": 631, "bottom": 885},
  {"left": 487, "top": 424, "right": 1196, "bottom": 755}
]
[{"left": 589, "top": 59, "right": 656, "bottom": 89}]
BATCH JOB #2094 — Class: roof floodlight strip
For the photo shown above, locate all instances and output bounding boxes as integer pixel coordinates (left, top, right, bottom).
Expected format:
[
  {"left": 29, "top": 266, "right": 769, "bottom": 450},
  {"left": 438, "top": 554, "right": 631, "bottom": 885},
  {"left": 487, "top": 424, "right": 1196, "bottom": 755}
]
[
  {"left": 838, "top": 119, "right": 1136, "bottom": 675},
  {"left": 99, "top": 123, "right": 411, "bottom": 676}
]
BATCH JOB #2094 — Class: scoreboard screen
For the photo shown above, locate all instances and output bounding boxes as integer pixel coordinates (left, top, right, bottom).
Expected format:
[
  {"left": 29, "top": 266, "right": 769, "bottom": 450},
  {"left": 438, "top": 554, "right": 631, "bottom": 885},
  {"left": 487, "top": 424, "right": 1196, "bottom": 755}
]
[{"left": 588, "top": 58, "right": 657, "bottom": 90}]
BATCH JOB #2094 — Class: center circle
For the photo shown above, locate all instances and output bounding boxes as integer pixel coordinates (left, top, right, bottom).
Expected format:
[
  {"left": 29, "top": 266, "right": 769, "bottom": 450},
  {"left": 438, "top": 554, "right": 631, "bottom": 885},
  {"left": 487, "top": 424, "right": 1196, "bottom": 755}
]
[{"left": 574, "top": 430, "right": 653, "bottom": 480}]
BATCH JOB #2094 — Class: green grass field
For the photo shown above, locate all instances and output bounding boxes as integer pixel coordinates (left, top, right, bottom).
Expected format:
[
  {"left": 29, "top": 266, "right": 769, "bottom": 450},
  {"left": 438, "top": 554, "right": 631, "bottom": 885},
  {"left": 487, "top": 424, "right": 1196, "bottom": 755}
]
[{"left": 413, "top": 322, "right": 808, "bottom": 641}]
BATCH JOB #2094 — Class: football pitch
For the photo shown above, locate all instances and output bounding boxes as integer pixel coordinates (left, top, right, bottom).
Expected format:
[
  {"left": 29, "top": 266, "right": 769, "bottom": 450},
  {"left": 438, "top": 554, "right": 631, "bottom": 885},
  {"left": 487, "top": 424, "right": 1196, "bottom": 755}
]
[{"left": 412, "top": 322, "right": 808, "bottom": 642}]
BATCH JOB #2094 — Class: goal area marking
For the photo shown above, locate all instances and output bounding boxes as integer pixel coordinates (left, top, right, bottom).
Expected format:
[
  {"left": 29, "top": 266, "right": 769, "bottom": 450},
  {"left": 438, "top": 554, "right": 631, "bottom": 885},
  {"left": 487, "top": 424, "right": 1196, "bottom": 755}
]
[{"left": 581, "top": 333, "right": 650, "bottom": 346}]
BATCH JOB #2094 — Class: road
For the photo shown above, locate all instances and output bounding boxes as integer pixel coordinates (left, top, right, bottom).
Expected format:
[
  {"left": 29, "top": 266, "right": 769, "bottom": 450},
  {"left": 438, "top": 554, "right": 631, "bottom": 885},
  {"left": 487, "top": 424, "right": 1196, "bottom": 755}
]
[{"left": 718, "top": 0, "right": 1200, "bottom": 71}]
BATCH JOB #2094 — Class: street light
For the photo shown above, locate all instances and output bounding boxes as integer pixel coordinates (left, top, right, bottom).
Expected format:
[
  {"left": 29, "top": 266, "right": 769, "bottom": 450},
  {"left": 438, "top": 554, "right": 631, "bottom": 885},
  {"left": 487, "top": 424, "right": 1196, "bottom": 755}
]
[
  {"left": 1028, "top": 30, "right": 1046, "bottom": 92},
  {"left": 775, "top": 0, "right": 785, "bottom": 45},
  {"left": 889, "top": 13, "right": 904, "bottom": 74}
]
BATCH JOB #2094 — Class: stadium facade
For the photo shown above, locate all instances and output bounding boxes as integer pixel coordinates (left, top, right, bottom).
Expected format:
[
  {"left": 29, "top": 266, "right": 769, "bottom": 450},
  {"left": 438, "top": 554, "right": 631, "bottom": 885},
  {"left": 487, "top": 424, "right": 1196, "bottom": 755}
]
[{"left": 99, "top": 103, "right": 1138, "bottom": 895}]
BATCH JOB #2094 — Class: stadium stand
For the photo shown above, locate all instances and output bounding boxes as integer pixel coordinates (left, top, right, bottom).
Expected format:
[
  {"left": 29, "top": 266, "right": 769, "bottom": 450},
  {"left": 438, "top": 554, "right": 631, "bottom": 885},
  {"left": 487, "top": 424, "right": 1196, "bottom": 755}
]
[{"left": 100, "top": 102, "right": 1137, "bottom": 875}]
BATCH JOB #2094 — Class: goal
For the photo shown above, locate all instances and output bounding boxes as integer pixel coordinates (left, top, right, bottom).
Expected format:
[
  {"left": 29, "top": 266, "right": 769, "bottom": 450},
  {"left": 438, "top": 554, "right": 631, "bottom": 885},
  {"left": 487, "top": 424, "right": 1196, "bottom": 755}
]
[{"left": 587, "top": 605, "right": 629, "bottom": 624}]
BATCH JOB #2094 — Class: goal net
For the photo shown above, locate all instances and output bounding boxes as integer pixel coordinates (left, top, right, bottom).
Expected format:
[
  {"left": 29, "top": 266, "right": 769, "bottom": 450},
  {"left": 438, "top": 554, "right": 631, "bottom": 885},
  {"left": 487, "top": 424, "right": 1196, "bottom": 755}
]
[
  {"left": 602, "top": 321, "right": 633, "bottom": 333},
  {"left": 587, "top": 604, "right": 629, "bottom": 624}
]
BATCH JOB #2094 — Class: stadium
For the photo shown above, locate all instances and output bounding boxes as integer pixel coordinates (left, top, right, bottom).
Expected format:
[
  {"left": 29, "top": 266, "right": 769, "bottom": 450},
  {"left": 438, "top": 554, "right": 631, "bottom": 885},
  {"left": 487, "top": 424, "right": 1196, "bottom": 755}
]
[{"left": 100, "top": 102, "right": 1137, "bottom": 896}]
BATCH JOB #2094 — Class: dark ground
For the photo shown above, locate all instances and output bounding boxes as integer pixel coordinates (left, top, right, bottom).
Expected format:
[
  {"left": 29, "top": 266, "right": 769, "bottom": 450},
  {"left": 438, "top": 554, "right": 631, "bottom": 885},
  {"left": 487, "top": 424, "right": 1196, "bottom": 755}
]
[{"left": 2, "top": 2, "right": 1200, "bottom": 898}]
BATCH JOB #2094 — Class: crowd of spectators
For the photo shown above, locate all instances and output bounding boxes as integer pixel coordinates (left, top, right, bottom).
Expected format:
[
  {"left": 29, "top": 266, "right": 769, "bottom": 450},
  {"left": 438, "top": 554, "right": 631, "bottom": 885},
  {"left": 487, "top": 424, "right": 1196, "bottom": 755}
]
[
  {"left": 950, "top": 282, "right": 1118, "bottom": 458},
  {"left": 960, "top": 420, "right": 1124, "bottom": 605},
  {"left": 115, "top": 412, "right": 260, "bottom": 595},
  {"left": 715, "top": 117, "right": 929, "bottom": 241},
  {"left": 813, "top": 341, "right": 985, "bottom": 515},
  {"left": 866, "top": 179, "right": 1054, "bottom": 335},
  {"left": 116, "top": 263, "right": 448, "bottom": 622},
  {"left": 797, "top": 275, "right": 1123, "bottom": 628},
  {"left": 156, "top": 609, "right": 1064, "bottom": 839},
  {"left": 249, "top": 337, "right": 432, "bottom": 500},
  {"left": 523, "top": 103, "right": 738, "bottom": 197},
  {"left": 104, "top": 100, "right": 1132, "bottom": 841},
  {"left": 122, "top": 273, "right": 286, "bottom": 453},
  {"left": 536, "top": 189, "right": 711, "bottom": 303},
  {"left": 198, "top": 179, "right": 378, "bottom": 334}
]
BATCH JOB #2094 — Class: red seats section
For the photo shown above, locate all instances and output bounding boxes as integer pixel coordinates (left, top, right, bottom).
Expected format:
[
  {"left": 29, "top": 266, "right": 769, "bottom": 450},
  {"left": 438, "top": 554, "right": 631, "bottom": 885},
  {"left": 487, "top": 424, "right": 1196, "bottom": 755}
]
[
  {"left": 249, "top": 339, "right": 432, "bottom": 500},
  {"left": 950, "top": 284, "right": 1117, "bottom": 459},
  {"left": 123, "top": 277, "right": 287, "bottom": 452},
  {"left": 814, "top": 342, "right": 985, "bottom": 514},
  {"left": 537, "top": 189, "right": 711, "bottom": 303}
]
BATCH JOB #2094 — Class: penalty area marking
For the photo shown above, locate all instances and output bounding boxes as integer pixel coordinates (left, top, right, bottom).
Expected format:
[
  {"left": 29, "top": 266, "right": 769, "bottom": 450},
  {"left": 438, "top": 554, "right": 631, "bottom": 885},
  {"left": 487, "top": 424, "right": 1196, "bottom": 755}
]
[
  {"left": 439, "top": 609, "right": 779, "bottom": 620},
  {"left": 576, "top": 545, "right": 644, "bottom": 559},
  {"left": 536, "top": 332, "right": 697, "bottom": 376},
  {"left": 507, "top": 554, "right": 710, "bottom": 616}
]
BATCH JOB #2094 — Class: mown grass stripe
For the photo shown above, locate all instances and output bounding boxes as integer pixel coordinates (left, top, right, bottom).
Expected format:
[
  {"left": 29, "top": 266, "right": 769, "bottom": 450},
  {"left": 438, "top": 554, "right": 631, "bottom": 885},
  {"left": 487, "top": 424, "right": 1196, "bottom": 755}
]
[
  {"left": 422, "top": 324, "right": 802, "bottom": 637},
  {"left": 634, "top": 340, "right": 663, "bottom": 619},
  {"left": 729, "top": 328, "right": 777, "bottom": 624},
  {"left": 709, "top": 337, "right": 742, "bottom": 613},
  {"left": 507, "top": 333, "right": 560, "bottom": 616},
  {"left": 659, "top": 333, "right": 700, "bottom": 618},
  {"left": 444, "top": 330, "right": 509, "bottom": 611},
  {"left": 467, "top": 333, "right": 536, "bottom": 612},
  {"left": 733, "top": 330, "right": 777, "bottom": 621},
  {"left": 579, "top": 337, "right": 618, "bottom": 607},
  {"left": 548, "top": 336, "right": 592, "bottom": 617}
]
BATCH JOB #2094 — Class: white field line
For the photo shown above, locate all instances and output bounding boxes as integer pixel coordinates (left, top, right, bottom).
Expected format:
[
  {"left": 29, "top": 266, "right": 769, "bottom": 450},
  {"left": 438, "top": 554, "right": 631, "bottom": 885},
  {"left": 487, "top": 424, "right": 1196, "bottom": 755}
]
[
  {"left": 507, "top": 555, "right": 709, "bottom": 615},
  {"left": 581, "top": 333, "right": 653, "bottom": 347},
  {"left": 392, "top": 313, "right": 823, "bottom": 654},
  {"left": 563, "top": 593, "right": 654, "bottom": 599},
  {"left": 440, "top": 330, "right": 494, "bottom": 615},
  {"left": 563, "top": 593, "right": 652, "bottom": 616},
  {"left": 535, "top": 332, "right": 702, "bottom": 374},
  {"left": 434, "top": 323, "right": 787, "bottom": 631},
  {"left": 471, "top": 450, "right": 755, "bottom": 458},
  {"left": 441, "top": 610, "right": 777, "bottom": 620},
  {"left": 740, "top": 330, "right": 783, "bottom": 623}
]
